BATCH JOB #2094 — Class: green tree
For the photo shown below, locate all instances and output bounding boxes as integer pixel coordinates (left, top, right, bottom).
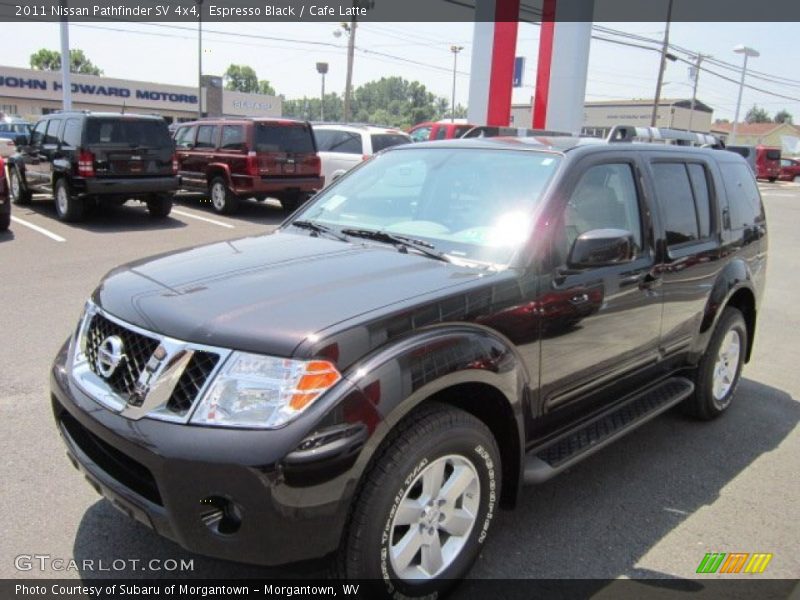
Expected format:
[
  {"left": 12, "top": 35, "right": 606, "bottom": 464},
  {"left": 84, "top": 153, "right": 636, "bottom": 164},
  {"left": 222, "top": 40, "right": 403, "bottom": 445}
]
[
  {"left": 224, "top": 64, "right": 259, "bottom": 93},
  {"left": 349, "top": 76, "right": 438, "bottom": 128},
  {"left": 283, "top": 93, "right": 344, "bottom": 122},
  {"left": 257, "top": 80, "right": 276, "bottom": 96},
  {"left": 745, "top": 105, "right": 771, "bottom": 124},
  {"left": 774, "top": 109, "right": 793, "bottom": 124},
  {"left": 30, "top": 48, "right": 103, "bottom": 75}
]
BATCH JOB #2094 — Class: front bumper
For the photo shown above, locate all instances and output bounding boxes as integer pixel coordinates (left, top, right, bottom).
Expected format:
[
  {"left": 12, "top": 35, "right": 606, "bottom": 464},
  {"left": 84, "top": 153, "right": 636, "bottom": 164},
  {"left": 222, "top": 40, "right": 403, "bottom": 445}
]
[
  {"left": 78, "top": 176, "right": 179, "bottom": 197},
  {"left": 50, "top": 342, "right": 367, "bottom": 566}
]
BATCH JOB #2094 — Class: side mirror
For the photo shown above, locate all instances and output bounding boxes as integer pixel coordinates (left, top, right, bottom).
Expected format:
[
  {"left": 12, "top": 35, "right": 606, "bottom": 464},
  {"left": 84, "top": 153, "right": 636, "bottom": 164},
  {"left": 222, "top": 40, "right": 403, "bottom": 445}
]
[{"left": 568, "top": 228, "right": 635, "bottom": 268}]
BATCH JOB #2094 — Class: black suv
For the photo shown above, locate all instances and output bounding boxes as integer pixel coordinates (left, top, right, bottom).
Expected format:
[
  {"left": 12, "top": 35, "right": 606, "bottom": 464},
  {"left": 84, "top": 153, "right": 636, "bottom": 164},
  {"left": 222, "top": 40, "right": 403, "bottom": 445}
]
[
  {"left": 50, "top": 130, "right": 766, "bottom": 596},
  {"left": 8, "top": 111, "right": 178, "bottom": 221}
]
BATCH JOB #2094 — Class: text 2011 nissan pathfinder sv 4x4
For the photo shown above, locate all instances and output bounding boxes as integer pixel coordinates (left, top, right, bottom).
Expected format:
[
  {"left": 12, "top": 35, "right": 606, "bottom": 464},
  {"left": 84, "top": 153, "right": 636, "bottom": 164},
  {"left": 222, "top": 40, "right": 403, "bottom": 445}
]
[{"left": 50, "top": 128, "right": 767, "bottom": 597}]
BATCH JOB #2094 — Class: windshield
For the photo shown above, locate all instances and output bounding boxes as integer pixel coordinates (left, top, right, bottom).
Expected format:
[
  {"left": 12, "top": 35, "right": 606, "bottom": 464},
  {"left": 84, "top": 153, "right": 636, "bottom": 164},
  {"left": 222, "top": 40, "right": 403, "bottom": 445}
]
[
  {"left": 293, "top": 147, "right": 561, "bottom": 266},
  {"left": 85, "top": 118, "right": 172, "bottom": 147}
]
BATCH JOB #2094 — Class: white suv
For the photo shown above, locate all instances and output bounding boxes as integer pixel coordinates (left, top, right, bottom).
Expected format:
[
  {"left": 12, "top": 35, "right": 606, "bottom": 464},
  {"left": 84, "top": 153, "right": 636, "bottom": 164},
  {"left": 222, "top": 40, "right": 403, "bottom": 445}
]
[{"left": 313, "top": 124, "right": 411, "bottom": 186}]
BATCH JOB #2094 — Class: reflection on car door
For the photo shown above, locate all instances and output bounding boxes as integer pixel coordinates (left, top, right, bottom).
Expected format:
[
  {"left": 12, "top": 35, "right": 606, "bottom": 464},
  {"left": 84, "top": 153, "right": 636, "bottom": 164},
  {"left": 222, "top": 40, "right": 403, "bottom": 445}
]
[
  {"left": 24, "top": 119, "right": 49, "bottom": 189},
  {"left": 538, "top": 158, "right": 663, "bottom": 418}
]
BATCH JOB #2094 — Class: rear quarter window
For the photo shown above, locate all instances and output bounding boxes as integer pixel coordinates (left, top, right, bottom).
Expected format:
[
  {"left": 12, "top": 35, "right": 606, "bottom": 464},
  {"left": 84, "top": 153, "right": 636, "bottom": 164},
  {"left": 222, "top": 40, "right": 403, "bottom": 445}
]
[
  {"left": 719, "top": 162, "right": 763, "bottom": 230},
  {"left": 256, "top": 123, "right": 315, "bottom": 153}
]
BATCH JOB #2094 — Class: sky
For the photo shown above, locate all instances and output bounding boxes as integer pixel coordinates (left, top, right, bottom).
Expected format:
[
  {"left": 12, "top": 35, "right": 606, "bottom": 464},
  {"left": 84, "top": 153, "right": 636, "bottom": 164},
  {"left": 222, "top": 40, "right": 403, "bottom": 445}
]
[{"left": 0, "top": 21, "right": 798, "bottom": 122}]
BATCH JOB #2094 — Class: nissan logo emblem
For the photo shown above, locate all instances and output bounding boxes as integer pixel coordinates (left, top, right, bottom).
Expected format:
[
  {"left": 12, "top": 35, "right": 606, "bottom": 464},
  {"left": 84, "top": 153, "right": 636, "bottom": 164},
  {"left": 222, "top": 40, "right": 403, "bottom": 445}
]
[{"left": 96, "top": 335, "right": 126, "bottom": 378}]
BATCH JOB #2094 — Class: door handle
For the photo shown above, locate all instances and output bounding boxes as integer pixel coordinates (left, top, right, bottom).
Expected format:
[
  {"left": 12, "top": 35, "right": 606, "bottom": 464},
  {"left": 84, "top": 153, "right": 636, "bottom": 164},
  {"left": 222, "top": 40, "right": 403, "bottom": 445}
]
[{"left": 620, "top": 271, "right": 661, "bottom": 290}]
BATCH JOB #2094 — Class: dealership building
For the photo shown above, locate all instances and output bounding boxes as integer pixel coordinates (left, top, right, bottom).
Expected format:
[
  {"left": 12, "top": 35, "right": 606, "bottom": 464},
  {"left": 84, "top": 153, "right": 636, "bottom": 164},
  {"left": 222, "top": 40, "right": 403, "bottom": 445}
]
[
  {"left": 510, "top": 98, "right": 715, "bottom": 136},
  {"left": 0, "top": 65, "right": 281, "bottom": 123}
]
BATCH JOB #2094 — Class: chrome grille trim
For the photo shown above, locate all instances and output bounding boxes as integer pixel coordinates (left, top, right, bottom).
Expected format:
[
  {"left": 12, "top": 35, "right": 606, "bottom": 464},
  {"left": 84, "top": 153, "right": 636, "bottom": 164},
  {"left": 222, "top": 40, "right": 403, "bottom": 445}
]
[{"left": 70, "top": 302, "right": 231, "bottom": 423}]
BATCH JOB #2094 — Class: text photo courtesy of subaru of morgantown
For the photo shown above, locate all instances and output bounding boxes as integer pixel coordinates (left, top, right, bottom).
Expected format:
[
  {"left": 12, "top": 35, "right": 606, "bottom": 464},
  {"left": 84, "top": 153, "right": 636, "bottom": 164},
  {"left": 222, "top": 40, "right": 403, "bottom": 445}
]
[{"left": 0, "top": 2, "right": 799, "bottom": 599}]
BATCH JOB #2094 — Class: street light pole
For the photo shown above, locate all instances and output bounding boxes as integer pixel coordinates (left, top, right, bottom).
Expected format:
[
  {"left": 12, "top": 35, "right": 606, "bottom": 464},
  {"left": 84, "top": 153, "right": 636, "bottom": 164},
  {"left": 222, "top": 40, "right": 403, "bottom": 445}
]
[
  {"left": 197, "top": 0, "right": 203, "bottom": 119},
  {"left": 316, "top": 62, "right": 329, "bottom": 122},
  {"left": 450, "top": 45, "right": 463, "bottom": 123},
  {"left": 731, "top": 45, "right": 760, "bottom": 145},
  {"left": 650, "top": 0, "right": 674, "bottom": 127}
]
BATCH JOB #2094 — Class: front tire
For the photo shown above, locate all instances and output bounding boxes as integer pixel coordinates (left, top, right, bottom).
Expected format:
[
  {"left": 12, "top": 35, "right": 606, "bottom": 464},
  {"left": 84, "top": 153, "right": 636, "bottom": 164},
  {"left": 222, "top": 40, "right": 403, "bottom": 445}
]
[
  {"left": 9, "top": 167, "right": 31, "bottom": 205},
  {"left": 54, "top": 178, "right": 85, "bottom": 222},
  {"left": 335, "top": 403, "right": 500, "bottom": 597},
  {"left": 208, "top": 177, "right": 239, "bottom": 214},
  {"left": 683, "top": 307, "right": 748, "bottom": 420},
  {"left": 146, "top": 194, "right": 173, "bottom": 218}
]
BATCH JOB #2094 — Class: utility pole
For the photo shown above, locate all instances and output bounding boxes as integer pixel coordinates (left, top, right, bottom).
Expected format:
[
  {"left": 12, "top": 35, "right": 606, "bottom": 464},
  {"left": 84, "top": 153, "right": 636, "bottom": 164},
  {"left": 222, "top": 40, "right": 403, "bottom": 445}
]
[
  {"left": 343, "top": 19, "right": 357, "bottom": 122},
  {"left": 450, "top": 46, "right": 463, "bottom": 123},
  {"left": 650, "top": 0, "right": 674, "bottom": 127},
  {"left": 687, "top": 53, "right": 709, "bottom": 132}
]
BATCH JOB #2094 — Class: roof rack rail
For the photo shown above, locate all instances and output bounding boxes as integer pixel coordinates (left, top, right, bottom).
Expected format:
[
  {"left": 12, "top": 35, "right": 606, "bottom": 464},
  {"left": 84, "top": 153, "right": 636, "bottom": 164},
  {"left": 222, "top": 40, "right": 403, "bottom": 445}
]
[
  {"left": 607, "top": 125, "right": 725, "bottom": 148},
  {"left": 461, "top": 125, "right": 574, "bottom": 139}
]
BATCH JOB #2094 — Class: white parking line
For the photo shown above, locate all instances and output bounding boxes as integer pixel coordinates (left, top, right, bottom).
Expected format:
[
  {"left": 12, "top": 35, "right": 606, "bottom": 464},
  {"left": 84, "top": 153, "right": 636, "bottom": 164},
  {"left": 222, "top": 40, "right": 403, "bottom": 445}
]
[
  {"left": 10, "top": 216, "right": 66, "bottom": 242},
  {"left": 172, "top": 209, "right": 235, "bottom": 229}
]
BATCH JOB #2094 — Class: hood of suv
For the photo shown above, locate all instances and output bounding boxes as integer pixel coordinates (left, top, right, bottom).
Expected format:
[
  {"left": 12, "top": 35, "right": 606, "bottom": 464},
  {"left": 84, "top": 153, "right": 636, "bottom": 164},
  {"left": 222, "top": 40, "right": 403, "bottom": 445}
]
[{"left": 93, "top": 231, "right": 490, "bottom": 357}]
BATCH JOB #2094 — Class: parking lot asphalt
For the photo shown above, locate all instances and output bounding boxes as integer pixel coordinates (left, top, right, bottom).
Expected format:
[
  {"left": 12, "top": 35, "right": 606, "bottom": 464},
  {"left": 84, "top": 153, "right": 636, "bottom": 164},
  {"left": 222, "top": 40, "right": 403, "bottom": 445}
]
[{"left": 1, "top": 184, "right": 798, "bottom": 587}]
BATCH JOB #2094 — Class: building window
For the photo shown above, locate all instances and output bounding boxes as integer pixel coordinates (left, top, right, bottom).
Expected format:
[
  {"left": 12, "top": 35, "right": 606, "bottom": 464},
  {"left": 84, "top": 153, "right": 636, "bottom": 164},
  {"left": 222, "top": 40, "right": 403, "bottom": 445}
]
[{"left": 0, "top": 104, "right": 18, "bottom": 115}]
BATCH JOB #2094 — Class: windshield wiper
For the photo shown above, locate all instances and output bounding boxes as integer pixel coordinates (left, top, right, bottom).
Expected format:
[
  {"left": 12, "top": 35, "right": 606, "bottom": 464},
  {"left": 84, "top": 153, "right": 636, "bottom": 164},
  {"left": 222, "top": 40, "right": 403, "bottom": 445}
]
[
  {"left": 291, "top": 220, "right": 349, "bottom": 242},
  {"left": 340, "top": 228, "right": 451, "bottom": 263}
]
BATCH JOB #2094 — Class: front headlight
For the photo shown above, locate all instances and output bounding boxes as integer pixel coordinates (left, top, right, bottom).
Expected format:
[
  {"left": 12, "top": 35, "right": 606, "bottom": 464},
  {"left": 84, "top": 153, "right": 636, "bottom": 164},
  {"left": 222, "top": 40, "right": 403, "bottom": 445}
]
[{"left": 190, "top": 352, "right": 342, "bottom": 429}]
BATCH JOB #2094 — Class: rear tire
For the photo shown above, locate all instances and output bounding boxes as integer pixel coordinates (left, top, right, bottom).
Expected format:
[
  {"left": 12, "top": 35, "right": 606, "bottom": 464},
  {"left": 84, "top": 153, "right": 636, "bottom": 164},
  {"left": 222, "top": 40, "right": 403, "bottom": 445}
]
[
  {"left": 682, "top": 307, "right": 748, "bottom": 420},
  {"left": 9, "top": 167, "right": 31, "bottom": 205},
  {"left": 0, "top": 211, "right": 9, "bottom": 231},
  {"left": 768, "top": 177, "right": 777, "bottom": 183},
  {"left": 208, "top": 177, "right": 239, "bottom": 214},
  {"left": 146, "top": 194, "right": 173, "bottom": 218},
  {"left": 54, "top": 178, "right": 85, "bottom": 222},
  {"left": 334, "top": 403, "right": 501, "bottom": 598},
  {"left": 281, "top": 192, "right": 307, "bottom": 213}
]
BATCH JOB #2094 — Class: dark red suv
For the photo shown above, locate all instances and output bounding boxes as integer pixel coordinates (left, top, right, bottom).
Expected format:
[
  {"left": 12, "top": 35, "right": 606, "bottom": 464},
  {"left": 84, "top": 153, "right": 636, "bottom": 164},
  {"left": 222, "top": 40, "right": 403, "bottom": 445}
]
[{"left": 173, "top": 118, "right": 323, "bottom": 214}]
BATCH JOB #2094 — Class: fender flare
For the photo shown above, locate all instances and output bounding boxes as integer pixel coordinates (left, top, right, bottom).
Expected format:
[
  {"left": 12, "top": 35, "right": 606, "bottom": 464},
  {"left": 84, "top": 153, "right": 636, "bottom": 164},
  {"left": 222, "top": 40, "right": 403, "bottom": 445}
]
[
  {"left": 321, "top": 324, "right": 531, "bottom": 513},
  {"left": 205, "top": 163, "right": 232, "bottom": 186}
]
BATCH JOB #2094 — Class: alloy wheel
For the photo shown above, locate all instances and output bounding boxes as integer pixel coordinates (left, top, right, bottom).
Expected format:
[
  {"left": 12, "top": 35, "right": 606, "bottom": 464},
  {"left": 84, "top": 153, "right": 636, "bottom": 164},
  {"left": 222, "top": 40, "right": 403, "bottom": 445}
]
[
  {"left": 388, "top": 454, "right": 480, "bottom": 580},
  {"left": 712, "top": 329, "right": 741, "bottom": 406}
]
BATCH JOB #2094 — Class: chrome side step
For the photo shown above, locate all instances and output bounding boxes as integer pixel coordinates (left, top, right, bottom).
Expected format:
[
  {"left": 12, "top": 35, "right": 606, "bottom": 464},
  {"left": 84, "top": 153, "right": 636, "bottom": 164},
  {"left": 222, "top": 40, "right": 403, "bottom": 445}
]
[{"left": 523, "top": 377, "right": 694, "bottom": 485}]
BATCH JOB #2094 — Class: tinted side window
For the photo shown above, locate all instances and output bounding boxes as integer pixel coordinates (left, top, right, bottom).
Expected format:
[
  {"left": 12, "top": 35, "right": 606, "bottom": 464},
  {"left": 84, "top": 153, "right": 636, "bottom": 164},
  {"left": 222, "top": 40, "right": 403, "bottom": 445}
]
[
  {"left": 652, "top": 163, "right": 699, "bottom": 246},
  {"left": 44, "top": 119, "right": 62, "bottom": 144},
  {"left": 62, "top": 119, "right": 82, "bottom": 148},
  {"left": 720, "top": 162, "right": 762, "bottom": 230},
  {"left": 565, "top": 163, "right": 642, "bottom": 252},
  {"left": 175, "top": 126, "right": 195, "bottom": 149},
  {"left": 686, "top": 163, "right": 712, "bottom": 238},
  {"left": 195, "top": 125, "right": 218, "bottom": 149},
  {"left": 220, "top": 125, "right": 245, "bottom": 150},
  {"left": 435, "top": 127, "right": 448, "bottom": 140},
  {"left": 30, "top": 120, "right": 47, "bottom": 145}
]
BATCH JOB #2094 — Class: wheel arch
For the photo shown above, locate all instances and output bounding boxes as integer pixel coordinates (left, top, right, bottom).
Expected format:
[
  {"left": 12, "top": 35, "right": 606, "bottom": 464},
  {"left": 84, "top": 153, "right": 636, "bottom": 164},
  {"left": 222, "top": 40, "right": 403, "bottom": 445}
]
[
  {"left": 699, "top": 259, "right": 757, "bottom": 363},
  {"left": 205, "top": 163, "right": 231, "bottom": 185}
]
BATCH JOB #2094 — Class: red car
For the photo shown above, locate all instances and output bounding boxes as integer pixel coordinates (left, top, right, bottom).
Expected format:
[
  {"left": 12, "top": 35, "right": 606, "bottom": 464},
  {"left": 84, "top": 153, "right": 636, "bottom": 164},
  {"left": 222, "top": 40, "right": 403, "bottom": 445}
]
[
  {"left": 779, "top": 157, "right": 800, "bottom": 182},
  {"left": 755, "top": 145, "right": 781, "bottom": 181},
  {"left": 408, "top": 120, "right": 475, "bottom": 142},
  {"left": 174, "top": 118, "right": 323, "bottom": 214}
]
